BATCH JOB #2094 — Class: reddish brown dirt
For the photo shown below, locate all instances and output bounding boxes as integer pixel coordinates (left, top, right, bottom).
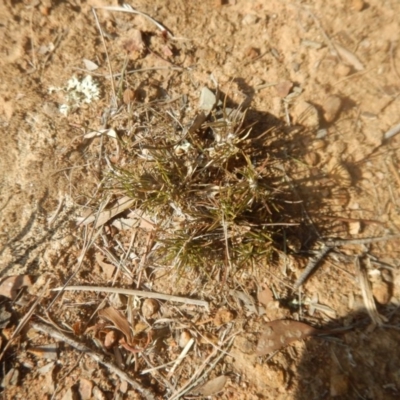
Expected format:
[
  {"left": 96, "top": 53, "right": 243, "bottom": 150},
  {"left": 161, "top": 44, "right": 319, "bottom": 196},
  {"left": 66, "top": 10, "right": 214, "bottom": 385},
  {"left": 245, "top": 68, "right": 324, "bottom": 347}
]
[{"left": 1, "top": 0, "right": 400, "bottom": 399}]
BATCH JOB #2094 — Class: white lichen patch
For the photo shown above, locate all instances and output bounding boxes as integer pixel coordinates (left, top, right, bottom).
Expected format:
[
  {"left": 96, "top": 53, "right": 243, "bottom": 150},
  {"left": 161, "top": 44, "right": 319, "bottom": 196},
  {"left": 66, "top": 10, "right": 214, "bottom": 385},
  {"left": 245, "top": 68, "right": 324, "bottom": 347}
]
[{"left": 48, "top": 75, "right": 100, "bottom": 116}]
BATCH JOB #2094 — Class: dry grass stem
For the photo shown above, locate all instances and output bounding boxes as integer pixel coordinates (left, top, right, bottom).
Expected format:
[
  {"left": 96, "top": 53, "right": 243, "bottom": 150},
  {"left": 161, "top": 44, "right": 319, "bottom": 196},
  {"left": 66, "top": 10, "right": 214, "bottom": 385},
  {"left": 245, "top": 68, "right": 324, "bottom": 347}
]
[
  {"left": 355, "top": 257, "right": 387, "bottom": 326},
  {"left": 52, "top": 285, "right": 209, "bottom": 309},
  {"left": 166, "top": 337, "right": 195, "bottom": 379}
]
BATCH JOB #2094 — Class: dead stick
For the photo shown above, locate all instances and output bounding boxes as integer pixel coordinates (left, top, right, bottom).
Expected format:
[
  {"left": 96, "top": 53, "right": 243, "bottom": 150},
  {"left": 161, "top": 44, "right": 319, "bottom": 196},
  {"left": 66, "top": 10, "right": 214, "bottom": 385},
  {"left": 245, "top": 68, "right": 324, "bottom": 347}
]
[
  {"left": 293, "top": 235, "right": 400, "bottom": 290},
  {"left": 31, "top": 321, "right": 156, "bottom": 400},
  {"left": 293, "top": 244, "right": 333, "bottom": 291}
]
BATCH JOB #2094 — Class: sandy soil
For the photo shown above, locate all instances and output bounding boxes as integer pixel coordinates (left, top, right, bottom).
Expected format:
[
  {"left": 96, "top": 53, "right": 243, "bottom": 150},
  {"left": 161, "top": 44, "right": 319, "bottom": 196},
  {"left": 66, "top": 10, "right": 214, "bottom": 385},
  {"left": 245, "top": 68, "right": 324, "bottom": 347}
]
[{"left": 1, "top": 0, "right": 400, "bottom": 399}]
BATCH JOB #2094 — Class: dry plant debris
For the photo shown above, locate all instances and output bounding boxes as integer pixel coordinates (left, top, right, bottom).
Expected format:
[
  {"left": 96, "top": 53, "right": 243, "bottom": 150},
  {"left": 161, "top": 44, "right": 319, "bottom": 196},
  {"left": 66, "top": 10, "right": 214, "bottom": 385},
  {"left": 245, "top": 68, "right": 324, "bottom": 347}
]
[{"left": 256, "top": 320, "right": 319, "bottom": 356}]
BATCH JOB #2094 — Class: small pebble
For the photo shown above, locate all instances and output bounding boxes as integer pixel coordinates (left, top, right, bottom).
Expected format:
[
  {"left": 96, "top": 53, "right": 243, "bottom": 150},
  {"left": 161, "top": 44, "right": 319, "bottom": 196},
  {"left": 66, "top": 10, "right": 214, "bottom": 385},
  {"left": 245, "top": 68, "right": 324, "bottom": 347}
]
[
  {"left": 213, "top": 308, "right": 235, "bottom": 327},
  {"left": 242, "top": 14, "right": 258, "bottom": 25},
  {"left": 243, "top": 46, "right": 259, "bottom": 60},
  {"left": 92, "top": 386, "right": 107, "bottom": 400},
  {"left": 348, "top": 221, "right": 361, "bottom": 235},
  {"left": 335, "top": 63, "right": 352, "bottom": 77},
  {"left": 141, "top": 298, "right": 159, "bottom": 319},
  {"left": 304, "top": 152, "right": 319, "bottom": 166},
  {"left": 372, "top": 281, "right": 391, "bottom": 304},
  {"left": 316, "top": 129, "right": 328, "bottom": 139},
  {"left": 350, "top": 0, "right": 365, "bottom": 11},
  {"left": 360, "top": 111, "right": 377, "bottom": 120},
  {"left": 78, "top": 379, "right": 94, "bottom": 400},
  {"left": 293, "top": 101, "right": 319, "bottom": 128},
  {"left": 123, "top": 88, "right": 135, "bottom": 104},
  {"left": 104, "top": 330, "right": 118, "bottom": 349},
  {"left": 179, "top": 330, "right": 192, "bottom": 348},
  {"left": 323, "top": 95, "right": 342, "bottom": 123},
  {"left": 311, "top": 139, "right": 326, "bottom": 150},
  {"left": 199, "top": 87, "right": 217, "bottom": 113}
]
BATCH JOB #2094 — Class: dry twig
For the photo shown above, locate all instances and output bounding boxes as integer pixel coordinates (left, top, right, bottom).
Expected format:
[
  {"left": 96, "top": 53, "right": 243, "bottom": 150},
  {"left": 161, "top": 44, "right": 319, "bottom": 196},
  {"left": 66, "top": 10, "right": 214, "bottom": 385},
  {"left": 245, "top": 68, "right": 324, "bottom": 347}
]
[
  {"left": 293, "top": 235, "right": 400, "bottom": 290},
  {"left": 52, "top": 285, "right": 209, "bottom": 309}
]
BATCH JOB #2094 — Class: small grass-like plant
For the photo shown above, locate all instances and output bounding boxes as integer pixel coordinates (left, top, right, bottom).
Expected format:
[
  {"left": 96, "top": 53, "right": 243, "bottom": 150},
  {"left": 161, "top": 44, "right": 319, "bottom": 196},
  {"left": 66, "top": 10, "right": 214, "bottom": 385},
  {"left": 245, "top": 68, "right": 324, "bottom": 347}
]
[{"left": 101, "top": 90, "right": 295, "bottom": 276}]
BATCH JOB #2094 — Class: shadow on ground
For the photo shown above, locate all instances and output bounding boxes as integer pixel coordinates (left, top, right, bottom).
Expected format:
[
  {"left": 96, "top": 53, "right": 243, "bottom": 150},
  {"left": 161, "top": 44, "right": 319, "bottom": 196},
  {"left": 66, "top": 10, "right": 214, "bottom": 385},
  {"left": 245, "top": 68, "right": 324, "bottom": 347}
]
[{"left": 293, "top": 307, "right": 400, "bottom": 399}]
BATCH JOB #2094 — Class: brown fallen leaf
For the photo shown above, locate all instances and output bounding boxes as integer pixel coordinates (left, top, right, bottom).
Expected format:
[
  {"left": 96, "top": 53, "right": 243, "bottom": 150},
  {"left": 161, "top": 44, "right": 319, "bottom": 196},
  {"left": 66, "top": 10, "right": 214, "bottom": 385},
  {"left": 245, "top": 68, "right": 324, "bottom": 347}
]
[
  {"left": 274, "top": 80, "right": 293, "bottom": 98},
  {"left": 98, "top": 307, "right": 134, "bottom": 345},
  {"left": 0, "top": 275, "right": 32, "bottom": 300},
  {"left": 256, "top": 319, "right": 319, "bottom": 356},
  {"left": 194, "top": 375, "right": 228, "bottom": 396}
]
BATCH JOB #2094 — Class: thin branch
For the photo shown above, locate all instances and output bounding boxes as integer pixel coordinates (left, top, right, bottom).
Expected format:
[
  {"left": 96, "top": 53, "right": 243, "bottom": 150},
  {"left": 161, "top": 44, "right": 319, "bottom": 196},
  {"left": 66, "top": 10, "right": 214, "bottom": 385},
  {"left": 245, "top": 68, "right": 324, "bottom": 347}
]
[
  {"left": 325, "top": 234, "right": 400, "bottom": 247},
  {"left": 293, "top": 234, "right": 400, "bottom": 290},
  {"left": 293, "top": 244, "right": 332, "bottom": 291}
]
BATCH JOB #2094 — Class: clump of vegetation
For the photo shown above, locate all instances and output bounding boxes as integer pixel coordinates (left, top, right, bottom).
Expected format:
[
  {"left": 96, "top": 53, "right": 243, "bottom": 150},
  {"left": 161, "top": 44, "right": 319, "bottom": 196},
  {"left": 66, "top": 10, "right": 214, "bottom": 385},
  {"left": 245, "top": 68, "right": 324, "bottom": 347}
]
[{"left": 100, "top": 88, "right": 295, "bottom": 276}]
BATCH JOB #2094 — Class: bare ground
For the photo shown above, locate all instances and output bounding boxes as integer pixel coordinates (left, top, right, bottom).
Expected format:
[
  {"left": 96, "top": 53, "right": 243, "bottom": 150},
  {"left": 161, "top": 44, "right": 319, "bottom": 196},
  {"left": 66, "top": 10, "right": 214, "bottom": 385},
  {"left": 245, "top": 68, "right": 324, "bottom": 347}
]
[{"left": 1, "top": 0, "right": 400, "bottom": 399}]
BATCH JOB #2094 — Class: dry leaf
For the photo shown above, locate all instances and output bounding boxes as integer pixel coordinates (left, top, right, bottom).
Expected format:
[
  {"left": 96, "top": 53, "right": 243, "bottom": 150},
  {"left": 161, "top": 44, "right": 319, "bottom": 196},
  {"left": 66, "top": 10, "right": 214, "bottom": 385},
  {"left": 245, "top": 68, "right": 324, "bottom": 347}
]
[
  {"left": 72, "top": 321, "right": 84, "bottom": 335},
  {"left": 95, "top": 253, "right": 116, "bottom": 279},
  {"left": 98, "top": 307, "right": 134, "bottom": 345},
  {"left": 111, "top": 210, "right": 155, "bottom": 232},
  {"left": 256, "top": 320, "right": 318, "bottom": 356},
  {"left": 127, "top": 210, "right": 156, "bottom": 231},
  {"left": 230, "top": 289, "right": 259, "bottom": 314},
  {"left": 83, "top": 128, "right": 117, "bottom": 140},
  {"left": 77, "top": 196, "right": 135, "bottom": 228},
  {"left": 195, "top": 375, "right": 228, "bottom": 396},
  {"left": 141, "top": 298, "right": 159, "bottom": 319},
  {"left": 2, "top": 367, "right": 19, "bottom": 388},
  {"left": 274, "top": 81, "right": 293, "bottom": 98},
  {"left": 356, "top": 260, "right": 387, "bottom": 326},
  {"left": 0, "top": 275, "right": 32, "bottom": 300},
  {"left": 334, "top": 43, "right": 364, "bottom": 71}
]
